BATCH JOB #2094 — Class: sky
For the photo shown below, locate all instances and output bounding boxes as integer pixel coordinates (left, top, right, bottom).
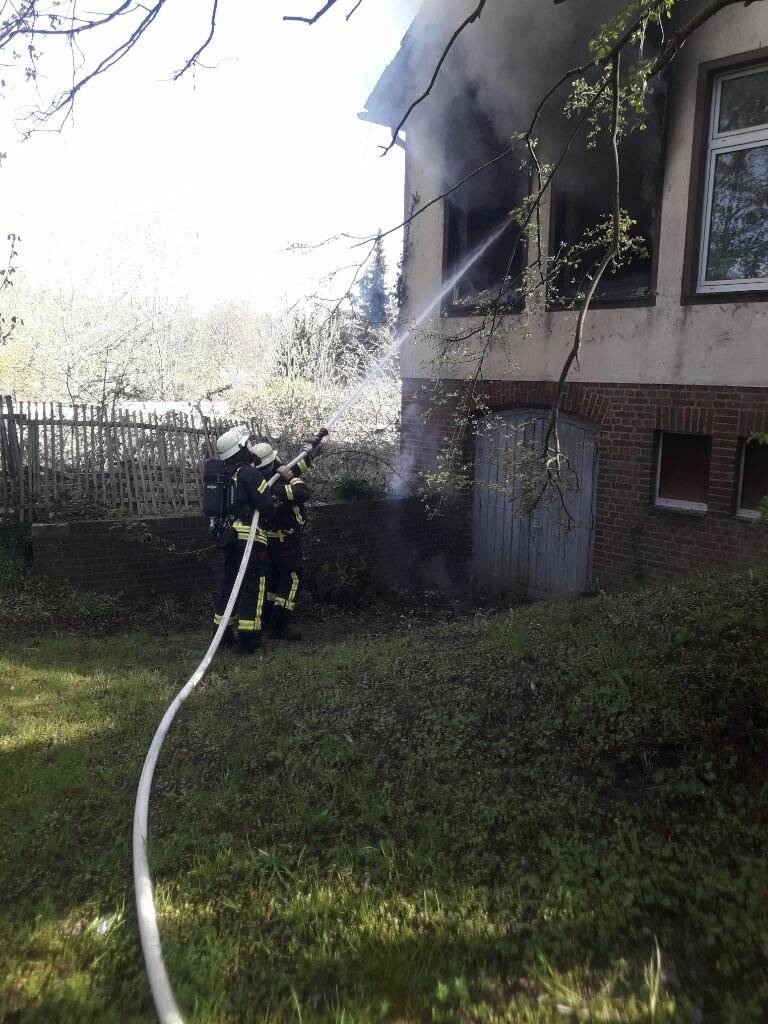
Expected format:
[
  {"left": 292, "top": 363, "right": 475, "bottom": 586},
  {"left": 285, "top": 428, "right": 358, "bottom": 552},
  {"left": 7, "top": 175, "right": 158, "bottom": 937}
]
[{"left": 0, "top": 0, "right": 418, "bottom": 314}]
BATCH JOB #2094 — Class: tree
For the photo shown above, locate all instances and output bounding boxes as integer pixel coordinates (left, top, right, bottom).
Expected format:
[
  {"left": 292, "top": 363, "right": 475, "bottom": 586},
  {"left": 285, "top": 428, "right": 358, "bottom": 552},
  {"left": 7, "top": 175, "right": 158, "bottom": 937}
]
[{"left": 356, "top": 231, "right": 389, "bottom": 328}]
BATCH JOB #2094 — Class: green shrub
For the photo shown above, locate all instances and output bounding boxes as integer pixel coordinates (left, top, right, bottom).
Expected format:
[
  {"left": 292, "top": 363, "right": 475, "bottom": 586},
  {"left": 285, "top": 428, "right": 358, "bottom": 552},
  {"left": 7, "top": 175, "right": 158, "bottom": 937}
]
[{"left": 334, "top": 476, "right": 387, "bottom": 502}]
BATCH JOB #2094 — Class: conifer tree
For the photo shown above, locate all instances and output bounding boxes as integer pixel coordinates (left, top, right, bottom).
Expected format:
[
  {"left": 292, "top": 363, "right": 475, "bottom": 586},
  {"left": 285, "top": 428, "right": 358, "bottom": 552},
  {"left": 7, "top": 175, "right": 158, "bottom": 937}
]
[{"left": 357, "top": 232, "right": 389, "bottom": 328}]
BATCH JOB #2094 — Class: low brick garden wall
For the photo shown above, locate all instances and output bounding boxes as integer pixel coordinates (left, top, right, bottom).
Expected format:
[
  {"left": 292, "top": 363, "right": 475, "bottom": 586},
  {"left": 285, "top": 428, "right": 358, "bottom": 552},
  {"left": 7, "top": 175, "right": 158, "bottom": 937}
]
[{"left": 30, "top": 498, "right": 448, "bottom": 600}]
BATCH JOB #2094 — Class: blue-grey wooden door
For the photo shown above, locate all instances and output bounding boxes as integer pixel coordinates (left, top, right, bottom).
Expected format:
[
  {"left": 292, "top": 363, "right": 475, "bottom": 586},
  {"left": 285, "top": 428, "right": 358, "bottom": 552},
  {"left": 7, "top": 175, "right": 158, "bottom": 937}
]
[{"left": 472, "top": 409, "right": 599, "bottom": 597}]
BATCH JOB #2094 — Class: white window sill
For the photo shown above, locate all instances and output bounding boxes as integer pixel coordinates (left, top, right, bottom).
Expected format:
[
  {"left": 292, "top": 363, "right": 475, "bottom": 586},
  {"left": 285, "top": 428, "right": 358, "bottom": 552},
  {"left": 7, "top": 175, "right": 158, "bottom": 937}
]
[
  {"left": 736, "top": 508, "right": 763, "bottom": 522},
  {"left": 697, "top": 281, "right": 768, "bottom": 294},
  {"left": 653, "top": 498, "right": 708, "bottom": 517}
]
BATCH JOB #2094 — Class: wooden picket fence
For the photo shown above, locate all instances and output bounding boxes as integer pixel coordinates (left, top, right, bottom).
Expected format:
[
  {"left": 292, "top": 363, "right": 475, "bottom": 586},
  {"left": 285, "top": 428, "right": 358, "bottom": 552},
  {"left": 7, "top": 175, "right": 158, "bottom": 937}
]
[{"left": 0, "top": 396, "right": 256, "bottom": 521}]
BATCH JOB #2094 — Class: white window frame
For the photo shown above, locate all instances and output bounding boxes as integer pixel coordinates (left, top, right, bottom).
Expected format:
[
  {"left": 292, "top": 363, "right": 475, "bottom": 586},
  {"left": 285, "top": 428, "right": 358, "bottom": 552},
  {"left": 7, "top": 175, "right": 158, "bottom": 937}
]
[
  {"left": 698, "top": 62, "right": 768, "bottom": 293},
  {"left": 654, "top": 432, "right": 709, "bottom": 514},
  {"left": 736, "top": 438, "right": 765, "bottom": 520}
]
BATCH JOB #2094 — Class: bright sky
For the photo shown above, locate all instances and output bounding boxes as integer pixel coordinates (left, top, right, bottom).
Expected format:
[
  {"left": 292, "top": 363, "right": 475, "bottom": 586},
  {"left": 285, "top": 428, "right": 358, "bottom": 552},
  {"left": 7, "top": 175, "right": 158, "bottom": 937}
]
[{"left": 0, "top": 1, "right": 417, "bottom": 313}]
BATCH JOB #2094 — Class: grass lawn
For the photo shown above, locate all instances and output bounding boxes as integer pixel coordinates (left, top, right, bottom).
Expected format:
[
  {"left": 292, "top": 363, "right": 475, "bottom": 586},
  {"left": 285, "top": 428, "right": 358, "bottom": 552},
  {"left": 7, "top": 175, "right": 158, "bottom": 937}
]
[{"left": 2, "top": 572, "right": 768, "bottom": 1022}]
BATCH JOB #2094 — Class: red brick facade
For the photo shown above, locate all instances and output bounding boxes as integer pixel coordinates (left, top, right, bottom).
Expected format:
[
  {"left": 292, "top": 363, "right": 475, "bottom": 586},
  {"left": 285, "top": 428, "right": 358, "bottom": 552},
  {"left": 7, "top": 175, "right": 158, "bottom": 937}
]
[{"left": 402, "top": 378, "right": 768, "bottom": 590}]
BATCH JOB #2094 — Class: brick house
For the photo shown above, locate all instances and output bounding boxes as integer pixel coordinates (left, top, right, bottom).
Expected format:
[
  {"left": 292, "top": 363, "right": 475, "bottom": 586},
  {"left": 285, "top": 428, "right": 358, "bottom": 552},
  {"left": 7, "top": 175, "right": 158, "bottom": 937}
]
[{"left": 363, "top": 0, "right": 768, "bottom": 596}]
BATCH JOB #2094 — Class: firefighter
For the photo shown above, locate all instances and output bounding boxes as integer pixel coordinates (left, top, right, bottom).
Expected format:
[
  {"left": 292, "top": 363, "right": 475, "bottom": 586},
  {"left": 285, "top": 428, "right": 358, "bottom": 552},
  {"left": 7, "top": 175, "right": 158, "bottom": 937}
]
[
  {"left": 213, "top": 426, "right": 282, "bottom": 653},
  {"left": 263, "top": 434, "right": 325, "bottom": 641}
]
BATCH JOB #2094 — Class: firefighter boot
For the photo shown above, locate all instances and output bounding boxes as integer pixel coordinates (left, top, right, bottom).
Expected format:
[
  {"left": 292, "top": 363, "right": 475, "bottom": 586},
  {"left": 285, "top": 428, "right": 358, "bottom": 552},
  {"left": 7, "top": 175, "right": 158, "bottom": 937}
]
[
  {"left": 214, "top": 618, "right": 237, "bottom": 648},
  {"left": 238, "top": 631, "right": 263, "bottom": 654},
  {"left": 220, "top": 624, "right": 237, "bottom": 648},
  {"left": 269, "top": 606, "right": 303, "bottom": 642}
]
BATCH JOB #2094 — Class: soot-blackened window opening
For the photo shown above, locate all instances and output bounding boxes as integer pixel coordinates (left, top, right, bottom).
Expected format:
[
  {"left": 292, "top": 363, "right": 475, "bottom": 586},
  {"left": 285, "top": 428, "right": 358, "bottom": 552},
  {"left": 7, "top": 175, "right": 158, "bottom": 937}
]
[
  {"left": 444, "top": 90, "right": 529, "bottom": 313},
  {"left": 550, "top": 81, "right": 666, "bottom": 304}
]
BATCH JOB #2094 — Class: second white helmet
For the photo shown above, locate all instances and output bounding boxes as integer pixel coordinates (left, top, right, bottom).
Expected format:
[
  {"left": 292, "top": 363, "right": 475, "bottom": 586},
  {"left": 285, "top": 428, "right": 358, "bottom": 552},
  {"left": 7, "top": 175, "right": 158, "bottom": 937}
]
[
  {"left": 216, "top": 426, "right": 279, "bottom": 468},
  {"left": 250, "top": 441, "right": 279, "bottom": 469}
]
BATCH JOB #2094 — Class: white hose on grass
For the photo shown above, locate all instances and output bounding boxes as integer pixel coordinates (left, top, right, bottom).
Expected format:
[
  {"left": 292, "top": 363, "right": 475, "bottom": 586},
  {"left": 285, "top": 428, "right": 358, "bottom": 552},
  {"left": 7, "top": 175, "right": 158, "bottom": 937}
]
[
  {"left": 132, "top": 219, "right": 515, "bottom": 1023},
  {"left": 132, "top": 444, "right": 315, "bottom": 1024}
]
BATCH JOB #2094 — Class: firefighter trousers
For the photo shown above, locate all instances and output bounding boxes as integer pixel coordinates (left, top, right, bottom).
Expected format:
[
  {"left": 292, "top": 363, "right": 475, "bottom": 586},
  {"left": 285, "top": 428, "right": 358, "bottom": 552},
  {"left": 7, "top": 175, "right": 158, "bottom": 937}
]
[
  {"left": 267, "top": 565, "right": 302, "bottom": 616},
  {"left": 264, "top": 538, "right": 302, "bottom": 633},
  {"left": 214, "top": 538, "right": 268, "bottom": 635}
]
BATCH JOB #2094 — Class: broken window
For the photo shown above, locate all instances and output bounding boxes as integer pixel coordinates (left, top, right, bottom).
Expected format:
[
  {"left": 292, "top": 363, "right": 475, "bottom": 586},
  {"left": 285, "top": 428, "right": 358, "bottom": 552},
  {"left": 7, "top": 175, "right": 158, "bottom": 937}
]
[
  {"left": 697, "top": 63, "right": 768, "bottom": 293},
  {"left": 655, "top": 432, "right": 712, "bottom": 512},
  {"left": 443, "top": 90, "right": 529, "bottom": 313},
  {"left": 737, "top": 436, "right": 768, "bottom": 517},
  {"left": 550, "top": 83, "right": 666, "bottom": 304}
]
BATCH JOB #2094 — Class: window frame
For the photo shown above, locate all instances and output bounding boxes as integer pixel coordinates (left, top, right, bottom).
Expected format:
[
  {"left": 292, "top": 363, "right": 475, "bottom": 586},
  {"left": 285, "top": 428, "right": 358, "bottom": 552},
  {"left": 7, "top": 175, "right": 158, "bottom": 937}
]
[
  {"left": 735, "top": 436, "right": 768, "bottom": 520},
  {"left": 441, "top": 196, "right": 527, "bottom": 318},
  {"left": 697, "top": 62, "right": 768, "bottom": 294},
  {"left": 653, "top": 431, "right": 711, "bottom": 514},
  {"left": 684, "top": 47, "right": 768, "bottom": 304},
  {"left": 547, "top": 80, "right": 667, "bottom": 313}
]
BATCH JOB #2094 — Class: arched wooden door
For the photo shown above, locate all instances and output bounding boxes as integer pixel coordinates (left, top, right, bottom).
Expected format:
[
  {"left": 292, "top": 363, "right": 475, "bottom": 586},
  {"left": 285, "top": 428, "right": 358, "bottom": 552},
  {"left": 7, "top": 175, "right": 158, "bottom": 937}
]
[{"left": 472, "top": 409, "right": 599, "bottom": 597}]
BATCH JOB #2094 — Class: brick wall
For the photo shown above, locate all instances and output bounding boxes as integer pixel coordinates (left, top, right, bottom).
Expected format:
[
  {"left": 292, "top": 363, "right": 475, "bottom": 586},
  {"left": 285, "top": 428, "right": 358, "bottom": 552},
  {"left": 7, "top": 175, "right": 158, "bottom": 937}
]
[
  {"left": 31, "top": 498, "right": 446, "bottom": 600},
  {"left": 402, "top": 378, "right": 768, "bottom": 590}
]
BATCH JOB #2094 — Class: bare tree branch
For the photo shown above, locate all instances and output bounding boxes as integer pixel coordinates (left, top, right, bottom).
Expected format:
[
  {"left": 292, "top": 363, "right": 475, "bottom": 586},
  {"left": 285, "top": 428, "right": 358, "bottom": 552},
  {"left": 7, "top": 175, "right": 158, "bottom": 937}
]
[
  {"left": 0, "top": 1, "right": 135, "bottom": 46},
  {"left": 542, "top": 55, "right": 622, "bottom": 458},
  {"left": 284, "top": 0, "right": 343, "bottom": 25},
  {"left": 35, "top": 1, "right": 169, "bottom": 123},
  {"left": 173, "top": 0, "right": 219, "bottom": 80},
  {"left": 649, "top": 0, "right": 767, "bottom": 76}
]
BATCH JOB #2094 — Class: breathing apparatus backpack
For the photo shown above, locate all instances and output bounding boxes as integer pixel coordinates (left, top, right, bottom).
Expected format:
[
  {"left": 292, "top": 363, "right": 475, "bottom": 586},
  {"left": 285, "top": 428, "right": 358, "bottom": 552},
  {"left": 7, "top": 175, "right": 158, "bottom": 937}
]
[{"left": 201, "top": 457, "right": 237, "bottom": 547}]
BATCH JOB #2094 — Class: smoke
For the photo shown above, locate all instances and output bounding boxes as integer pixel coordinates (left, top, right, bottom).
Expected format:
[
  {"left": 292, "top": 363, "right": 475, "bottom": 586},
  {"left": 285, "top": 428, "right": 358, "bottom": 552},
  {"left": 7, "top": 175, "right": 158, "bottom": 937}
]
[
  {"left": 389, "top": 395, "right": 424, "bottom": 496},
  {"left": 404, "top": 0, "right": 630, "bottom": 183}
]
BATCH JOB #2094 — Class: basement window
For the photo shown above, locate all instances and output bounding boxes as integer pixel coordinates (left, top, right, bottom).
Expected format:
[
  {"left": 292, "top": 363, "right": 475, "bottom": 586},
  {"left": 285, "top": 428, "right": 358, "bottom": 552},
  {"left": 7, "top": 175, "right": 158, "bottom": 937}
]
[
  {"left": 737, "top": 436, "right": 768, "bottom": 519},
  {"left": 443, "top": 89, "right": 528, "bottom": 314},
  {"left": 654, "top": 432, "right": 712, "bottom": 513},
  {"left": 550, "top": 83, "right": 666, "bottom": 305},
  {"left": 697, "top": 63, "right": 768, "bottom": 293}
]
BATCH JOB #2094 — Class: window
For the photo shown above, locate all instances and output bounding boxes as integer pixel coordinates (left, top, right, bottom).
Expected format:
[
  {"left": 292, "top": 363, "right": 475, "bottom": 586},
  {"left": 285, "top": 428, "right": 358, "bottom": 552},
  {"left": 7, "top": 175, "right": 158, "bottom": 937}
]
[
  {"left": 445, "top": 185, "right": 525, "bottom": 311},
  {"left": 698, "top": 63, "right": 768, "bottom": 293},
  {"left": 737, "top": 436, "right": 768, "bottom": 518},
  {"left": 550, "top": 81, "right": 665, "bottom": 305},
  {"left": 654, "top": 432, "right": 712, "bottom": 512},
  {"left": 443, "top": 89, "right": 528, "bottom": 313}
]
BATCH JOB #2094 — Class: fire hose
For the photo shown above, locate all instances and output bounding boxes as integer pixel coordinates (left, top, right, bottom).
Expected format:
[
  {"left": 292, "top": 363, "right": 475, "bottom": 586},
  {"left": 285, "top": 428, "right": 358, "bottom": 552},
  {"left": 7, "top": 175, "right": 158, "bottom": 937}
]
[
  {"left": 132, "top": 429, "right": 328, "bottom": 1024},
  {"left": 131, "top": 216, "right": 511, "bottom": 1024}
]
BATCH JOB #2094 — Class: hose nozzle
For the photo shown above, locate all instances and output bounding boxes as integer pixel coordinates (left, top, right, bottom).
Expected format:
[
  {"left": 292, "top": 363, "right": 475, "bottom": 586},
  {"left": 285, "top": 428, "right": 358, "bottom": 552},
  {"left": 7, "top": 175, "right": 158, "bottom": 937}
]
[{"left": 302, "top": 426, "right": 329, "bottom": 454}]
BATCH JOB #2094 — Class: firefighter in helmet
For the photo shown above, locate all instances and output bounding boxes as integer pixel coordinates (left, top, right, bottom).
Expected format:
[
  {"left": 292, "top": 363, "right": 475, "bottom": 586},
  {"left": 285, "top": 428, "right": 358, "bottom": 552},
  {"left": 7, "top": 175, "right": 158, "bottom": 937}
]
[
  {"left": 212, "top": 426, "right": 293, "bottom": 653},
  {"left": 262, "top": 433, "right": 325, "bottom": 641}
]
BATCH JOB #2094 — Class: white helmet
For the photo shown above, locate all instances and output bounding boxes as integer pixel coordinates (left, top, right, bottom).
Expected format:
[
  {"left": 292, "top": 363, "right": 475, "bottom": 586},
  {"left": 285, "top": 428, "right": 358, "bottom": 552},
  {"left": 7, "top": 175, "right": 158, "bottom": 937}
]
[
  {"left": 250, "top": 442, "right": 279, "bottom": 469},
  {"left": 216, "top": 426, "right": 279, "bottom": 468},
  {"left": 216, "top": 425, "right": 249, "bottom": 462}
]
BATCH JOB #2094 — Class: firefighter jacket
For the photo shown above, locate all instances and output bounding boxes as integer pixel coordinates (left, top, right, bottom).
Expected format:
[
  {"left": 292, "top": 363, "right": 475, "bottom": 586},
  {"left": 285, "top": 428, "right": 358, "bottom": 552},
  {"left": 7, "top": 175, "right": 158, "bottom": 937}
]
[
  {"left": 264, "top": 452, "right": 314, "bottom": 566},
  {"left": 230, "top": 463, "right": 274, "bottom": 546},
  {"left": 267, "top": 476, "right": 311, "bottom": 538}
]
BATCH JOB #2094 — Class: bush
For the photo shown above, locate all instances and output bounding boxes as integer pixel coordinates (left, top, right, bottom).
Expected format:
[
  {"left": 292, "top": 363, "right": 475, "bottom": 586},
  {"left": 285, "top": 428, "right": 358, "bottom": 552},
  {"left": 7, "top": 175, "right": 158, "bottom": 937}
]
[
  {"left": 313, "top": 561, "right": 374, "bottom": 606},
  {"left": 0, "top": 522, "right": 31, "bottom": 585},
  {"left": 334, "top": 477, "right": 387, "bottom": 502}
]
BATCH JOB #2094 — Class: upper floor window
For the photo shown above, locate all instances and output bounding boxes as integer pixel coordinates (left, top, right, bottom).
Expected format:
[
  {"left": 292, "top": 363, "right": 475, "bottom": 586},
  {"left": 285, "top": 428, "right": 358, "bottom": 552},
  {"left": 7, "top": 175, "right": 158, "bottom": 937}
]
[
  {"left": 697, "top": 63, "right": 768, "bottom": 293},
  {"left": 445, "top": 168, "right": 526, "bottom": 313},
  {"left": 442, "top": 87, "right": 528, "bottom": 315},
  {"left": 550, "top": 83, "right": 666, "bottom": 307}
]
